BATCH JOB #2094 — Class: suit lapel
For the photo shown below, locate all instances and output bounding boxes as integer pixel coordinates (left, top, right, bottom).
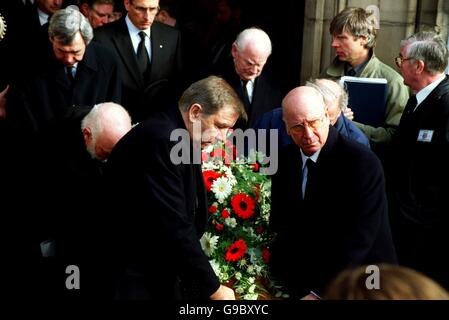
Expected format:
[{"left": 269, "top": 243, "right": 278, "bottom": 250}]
[
  {"left": 112, "top": 19, "right": 144, "bottom": 87},
  {"left": 149, "top": 23, "right": 164, "bottom": 82}
]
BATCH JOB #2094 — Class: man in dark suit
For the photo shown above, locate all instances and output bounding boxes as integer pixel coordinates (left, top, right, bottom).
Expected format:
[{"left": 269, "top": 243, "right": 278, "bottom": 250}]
[
  {"left": 7, "top": 6, "right": 122, "bottom": 136},
  {"left": 270, "top": 86, "right": 397, "bottom": 299},
  {"left": 391, "top": 31, "right": 449, "bottom": 290},
  {"left": 106, "top": 76, "right": 246, "bottom": 300},
  {"left": 215, "top": 27, "right": 282, "bottom": 129},
  {"left": 94, "top": 0, "right": 184, "bottom": 122}
]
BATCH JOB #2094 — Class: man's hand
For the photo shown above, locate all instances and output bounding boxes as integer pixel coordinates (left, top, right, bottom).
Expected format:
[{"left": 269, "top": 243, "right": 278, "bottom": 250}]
[
  {"left": 210, "top": 284, "right": 236, "bottom": 300},
  {"left": 0, "top": 85, "right": 9, "bottom": 119},
  {"left": 343, "top": 107, "right": 354, "bottom": 120},
  {"left": 301, "top": 293, "right": 320, "bottom": 300}
]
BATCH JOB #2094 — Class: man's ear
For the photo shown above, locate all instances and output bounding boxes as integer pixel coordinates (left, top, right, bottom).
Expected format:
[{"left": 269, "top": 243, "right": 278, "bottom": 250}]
[
  {"left": 231, "top": 43, "right": 238, "bottom": 59},
  {"left": 188, "top": 103, "right": 203, "bottom": 123},
  {"left": 82, "top": 127, "right": 92, "bottom": 146},
  {"left": 415, "top": 59, "right": 425, "bottom": 74},
  {"left": 359, "top": 35, "right": 368, "bottom": 47}
]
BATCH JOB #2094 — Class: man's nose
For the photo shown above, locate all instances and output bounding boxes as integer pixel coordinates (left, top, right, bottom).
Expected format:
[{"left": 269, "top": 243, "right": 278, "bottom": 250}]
[{"left": 331, "top": 37, "right": 339, "bottom": 48}]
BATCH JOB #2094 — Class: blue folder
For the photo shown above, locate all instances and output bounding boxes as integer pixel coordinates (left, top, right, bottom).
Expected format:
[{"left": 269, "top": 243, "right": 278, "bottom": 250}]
[{"left": 341, "top": 76, "right": 388, "bottom": 128}]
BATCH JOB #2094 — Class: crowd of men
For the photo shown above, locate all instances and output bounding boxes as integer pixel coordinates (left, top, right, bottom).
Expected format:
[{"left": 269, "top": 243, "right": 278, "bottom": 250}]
[{"left": 0, "top": 1, "right": 448, "bottom": 301}]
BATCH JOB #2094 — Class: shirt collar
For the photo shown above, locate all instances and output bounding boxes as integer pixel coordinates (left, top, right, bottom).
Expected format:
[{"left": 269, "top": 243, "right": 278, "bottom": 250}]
[
  {"left": 416, "top": 73, "right": 446, "bottom": 107},
  {"left": 37, "top": 8, "right": 49, "bottom": 26},
  {"left": 300, "top": 149, "right": 321, "bottom": 170},
  {"left": 125, "top": 14, "right": 151, "bottom": 39}
]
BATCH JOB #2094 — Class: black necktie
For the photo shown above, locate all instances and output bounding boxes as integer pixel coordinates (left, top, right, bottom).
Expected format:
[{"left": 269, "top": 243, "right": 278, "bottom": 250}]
[
  {"left": 66, "top": 66, "right": 75, "bottom": 84},
  {"left": 302, "top": 158, "right": 315, "bottom": 198},
  {"left": 241, "top": 80, "right": 251, "bottom": 107},
  {"left": 136, "top": 31, "right": 149, "bottom": 76},
  {"left": 404, "top": 95, "right": 418, "bottom": 114}
]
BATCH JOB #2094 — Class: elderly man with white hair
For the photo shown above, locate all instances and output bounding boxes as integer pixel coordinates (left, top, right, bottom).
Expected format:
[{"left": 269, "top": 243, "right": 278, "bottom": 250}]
[{"left": 216, "top": 27, "right": 283, "bottom": 129}]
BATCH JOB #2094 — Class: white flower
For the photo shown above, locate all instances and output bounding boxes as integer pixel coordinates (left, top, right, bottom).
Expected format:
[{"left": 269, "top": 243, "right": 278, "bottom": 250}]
[
  {"left": 224, "top": 217, "right": 237, "bottom": 228},
  {"left": 248, "top": 277, "right": 255, "bottom": 284},
  {"left": 209, "top": 259, "right": 221, "bottom": 277},
  {"left": 247, "top": 265, "right": 255, "bottom": 275},
  {"left": 243, "top": 293, "right": 259, "bottom": 300},
  {"left": 200, "top": 232, "right": 219, "bottom": 257},
  {"left": 211, "top": 176, "right": 233, "bottom": 202},
  {"left": 248, "top": 284, "right": 256, "bottom": 294},
  {"left": 235, "top": 272, "right": 242, "bottom": 280}
]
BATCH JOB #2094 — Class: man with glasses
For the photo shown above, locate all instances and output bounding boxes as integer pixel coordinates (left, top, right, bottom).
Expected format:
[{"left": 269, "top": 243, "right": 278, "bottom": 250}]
[
  {"left": 94, "top": 0, "right": 184, "bottom": 123},
  {"left": 390, "top": 31, "right": 449, "bottom": 291},
  {"left": 323, "top": 7, "right": 409, "bottom": 148},
  {"left": 269, "top": 86, "right": 397, "bottom": 300},
  {"left": 80, "top": 0, "right": 114, "bottom": 29}
]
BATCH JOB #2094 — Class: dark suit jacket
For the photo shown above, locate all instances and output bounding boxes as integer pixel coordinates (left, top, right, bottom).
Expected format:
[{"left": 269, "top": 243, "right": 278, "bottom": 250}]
[
  {"left": 390, "top": 75, "right": 449, "bottom": 289},
  {"left": 94, "top": 19, "right": 184, "bottom": 122},
  {"left": 7, "top": 41, "right": 122, "bottom": 136},
  {"left": 106, "top": 106, "right": 220, "bottom": 299},
  {"left": 270, "top": 126, "right": 397, "bottom": 298},
  {"left": 217, "top": 58, "right": 283, "bottom": 129}
]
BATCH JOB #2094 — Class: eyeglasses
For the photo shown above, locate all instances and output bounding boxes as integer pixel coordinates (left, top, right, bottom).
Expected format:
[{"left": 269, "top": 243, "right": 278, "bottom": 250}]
[
  {"left": 289, "top": 117, "right": 325, "bottom": 134},
  {"left": 394, "top": 56, "right": 412, "bottom": 68}
]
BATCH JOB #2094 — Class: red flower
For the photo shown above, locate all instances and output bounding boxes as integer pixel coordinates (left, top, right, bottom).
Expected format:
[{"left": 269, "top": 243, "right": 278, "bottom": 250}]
[
  {"left": 251, "top": 162, "right": 259, "bottom": 172},
  {"left": 262, "top": 248, "right": 270, "bottom": 264},
  {"left": 231, "top": 193, "right": 256, "bottom": 220},
  {"left": 221, "top": 209, "right": 230, "bottom": 219},
  {"left": 208, "top": 205, "right": 217, "bottom": 214},
  {"left": 256, "top": 226, "right": 264, "bottom": 234},
  {"left": 202, "top": 170, "right": 221, "bottom": 192},
  {"left": 225, "top": 239, "right": 247, "bottom": 262},
  {"left": 215, "top": 223, "right": 224, "bottom": 232},
  {"left": 210, "top": 147, "right": 226, "bottom": 159}
]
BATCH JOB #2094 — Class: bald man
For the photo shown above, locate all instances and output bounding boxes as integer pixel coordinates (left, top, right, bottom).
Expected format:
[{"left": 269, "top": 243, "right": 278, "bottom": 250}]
[{"left": 270, "top": 86, "right": 396, "bottom": 300}]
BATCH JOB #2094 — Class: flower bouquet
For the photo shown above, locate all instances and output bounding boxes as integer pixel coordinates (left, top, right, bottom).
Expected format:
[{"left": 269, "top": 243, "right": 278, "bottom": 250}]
[{"left": 200, "top": 137, "right": 281, "bottom": 300}]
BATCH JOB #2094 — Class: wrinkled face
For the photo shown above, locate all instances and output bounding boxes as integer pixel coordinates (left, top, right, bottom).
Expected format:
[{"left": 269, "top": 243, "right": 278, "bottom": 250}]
[
  {"left": 284, "top": 90, "right": 330, "bottom": 156},
  {"left": 397, "top": 45, "right": 417, "bottom": 91},
  {"left": 331, "top": 31, "right": 367, "bottom": 65},
  {"left": 187, "top": 105, "right": 239, "bottom": 148},
  {"left": 37, "top": 0, "right": 63, "bottom": 15},
  {"left": 50, "top": 32, "right": 86, "bottom": 67},
  {"left": 125, "top": 0, "right": 160, "bottom": 30},
  {"left": 88, "top": 4, "right": 114, "bottom": 28},
  {"left": 231, "top": 43, "right": 269, "bottom": 81}
]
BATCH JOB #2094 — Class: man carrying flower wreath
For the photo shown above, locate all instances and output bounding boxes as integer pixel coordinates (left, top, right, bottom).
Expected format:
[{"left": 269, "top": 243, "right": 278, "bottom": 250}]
[
  {"left": 106, "top": 76, "right": 246, "bottom": 300},
  {"left": 270, "top": 86, "right": 397, "bottom": 300}
]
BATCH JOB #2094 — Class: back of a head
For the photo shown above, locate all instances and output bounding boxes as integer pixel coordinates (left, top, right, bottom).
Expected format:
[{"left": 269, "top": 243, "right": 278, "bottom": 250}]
[
  {"left": 330, "top": 7, "right": 377, "bottom": 49},
  {"left": 49, "top": 6, "right": 93, "bottom": 45},
  {"left": 82, "top": 102, "right": 132, "bottom": 139},
  {"left": 306, "top": 79, "right": 348, "bottom": 112},
  {"left": 401, "top": 30, "right": 449, "bottom": 74},
  {"left": 325, "top": 264, "right": 449, "bottom": 300},
  {"left": 179, "top": 76, "right": 247, "bottom": 121},
  {"left": 234, "top": 27, "right": 272, "bottom": 56}
]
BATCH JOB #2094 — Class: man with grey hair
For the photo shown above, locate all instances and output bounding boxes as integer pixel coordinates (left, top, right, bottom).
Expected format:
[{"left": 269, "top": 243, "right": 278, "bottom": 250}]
[
  {"left": 323, "top": 7, "right": 409, "bottom": 147},
  {"left": 217, "top": 27, "right": 282, "bottom": 128},
  {"left": 391, "top": 30, "right": 449, "bottom": 291},
  {"left": 7, "top": 5, "right": 122, "bottom": 135}
]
